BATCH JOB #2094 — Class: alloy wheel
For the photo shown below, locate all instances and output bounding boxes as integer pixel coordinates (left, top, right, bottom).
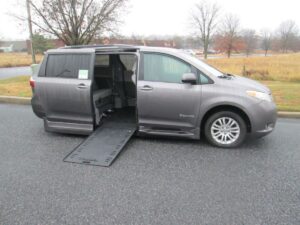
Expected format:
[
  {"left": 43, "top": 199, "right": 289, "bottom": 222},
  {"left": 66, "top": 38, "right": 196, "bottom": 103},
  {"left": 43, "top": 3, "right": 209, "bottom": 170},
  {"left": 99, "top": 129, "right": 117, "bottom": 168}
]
[{"left": 210, "top": 117, "right": 241, "bottom": 145}]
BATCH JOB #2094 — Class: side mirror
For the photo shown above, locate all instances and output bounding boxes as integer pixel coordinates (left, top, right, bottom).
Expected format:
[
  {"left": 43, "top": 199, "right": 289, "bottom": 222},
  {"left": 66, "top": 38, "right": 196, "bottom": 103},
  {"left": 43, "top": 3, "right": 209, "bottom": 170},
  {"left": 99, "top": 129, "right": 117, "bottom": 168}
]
[{"left": 182, "top": 73, "right": 197, "bottom": 85}]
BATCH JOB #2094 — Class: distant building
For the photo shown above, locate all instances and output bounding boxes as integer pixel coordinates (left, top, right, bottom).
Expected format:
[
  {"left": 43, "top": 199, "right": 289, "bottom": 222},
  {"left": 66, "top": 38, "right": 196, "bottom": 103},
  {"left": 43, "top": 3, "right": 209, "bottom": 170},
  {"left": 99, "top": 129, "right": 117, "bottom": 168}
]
[
  {"left": 0, "top": 41, "right": 27, "bottom": 52},
  {"left": 0, "top": 44, "right": 13, "bottom": 52},
  {"left": 1, "top": 37, "right": 200, "bottom": 54},
  {"left": 97, "top": 38, "right": 176, "bottom": 48},
  {"left": 26, "top": 39, "right": 65, "bottom": 54}
]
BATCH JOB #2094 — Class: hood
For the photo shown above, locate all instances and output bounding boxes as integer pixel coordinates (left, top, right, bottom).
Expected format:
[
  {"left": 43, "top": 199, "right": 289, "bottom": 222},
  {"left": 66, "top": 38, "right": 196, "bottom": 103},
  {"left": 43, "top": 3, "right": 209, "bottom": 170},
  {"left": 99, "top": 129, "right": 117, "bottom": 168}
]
[{"left": 222, "top": 75, "right": 270, "bottom": 93}]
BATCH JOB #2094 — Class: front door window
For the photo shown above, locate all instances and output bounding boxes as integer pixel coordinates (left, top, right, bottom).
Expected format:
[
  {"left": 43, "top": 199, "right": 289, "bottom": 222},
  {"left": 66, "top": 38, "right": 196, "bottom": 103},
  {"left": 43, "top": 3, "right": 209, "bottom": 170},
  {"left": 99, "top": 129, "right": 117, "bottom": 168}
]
[{"left": 143, "top": 53, "right": 192, "bottom": 83}]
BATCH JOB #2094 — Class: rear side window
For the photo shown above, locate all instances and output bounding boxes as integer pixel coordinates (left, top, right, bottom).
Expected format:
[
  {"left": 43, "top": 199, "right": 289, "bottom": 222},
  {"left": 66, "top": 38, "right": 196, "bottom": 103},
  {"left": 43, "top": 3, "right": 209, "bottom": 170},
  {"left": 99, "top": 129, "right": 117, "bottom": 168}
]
[
  {"left": 143, "top": 53, "right": 191, "bottom": 83},
  {"left": 95, "top": 55, "right": 109, "bottom": 67},
  {"left": 45, "top": 54, "right": 91, "bottom": 78}
]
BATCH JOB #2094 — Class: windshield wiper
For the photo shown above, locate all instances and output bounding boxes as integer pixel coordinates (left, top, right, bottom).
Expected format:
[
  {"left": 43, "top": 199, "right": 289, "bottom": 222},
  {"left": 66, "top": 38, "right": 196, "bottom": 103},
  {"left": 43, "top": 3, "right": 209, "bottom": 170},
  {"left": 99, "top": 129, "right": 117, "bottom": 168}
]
[
  {"left": 218, "top": 73, "right": 235, "bottom": 79},
  {"left": 226, "top": 73, "right": 235, "bottom": 77}
]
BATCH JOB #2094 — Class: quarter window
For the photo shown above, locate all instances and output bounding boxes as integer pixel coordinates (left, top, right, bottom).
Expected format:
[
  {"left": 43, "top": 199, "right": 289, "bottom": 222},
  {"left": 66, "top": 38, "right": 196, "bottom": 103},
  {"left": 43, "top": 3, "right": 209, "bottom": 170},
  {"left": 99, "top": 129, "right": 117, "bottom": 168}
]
[
  {"left": 45, "top": 54, "right": 91, "bottom": 78},
  {"left": 143, "top": 53, "right": 191, "bottom": 83},
  {"left": 199, "top": 71, "right": 211, "bottom": 84}
]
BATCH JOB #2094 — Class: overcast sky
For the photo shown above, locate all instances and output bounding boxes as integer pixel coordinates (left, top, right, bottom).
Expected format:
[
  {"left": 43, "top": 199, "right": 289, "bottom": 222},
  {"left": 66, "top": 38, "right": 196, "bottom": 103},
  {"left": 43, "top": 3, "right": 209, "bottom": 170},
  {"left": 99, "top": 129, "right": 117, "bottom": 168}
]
[{"left": 0, "top": 0, "right": 299, "bottom": 40}]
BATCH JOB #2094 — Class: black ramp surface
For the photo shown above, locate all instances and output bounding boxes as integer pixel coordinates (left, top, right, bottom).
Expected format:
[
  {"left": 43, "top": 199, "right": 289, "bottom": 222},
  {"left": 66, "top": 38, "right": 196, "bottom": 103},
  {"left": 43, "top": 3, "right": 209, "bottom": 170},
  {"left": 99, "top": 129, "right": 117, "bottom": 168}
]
[{"left": 64, "top": 109, "right": 136, "bottom": 166}]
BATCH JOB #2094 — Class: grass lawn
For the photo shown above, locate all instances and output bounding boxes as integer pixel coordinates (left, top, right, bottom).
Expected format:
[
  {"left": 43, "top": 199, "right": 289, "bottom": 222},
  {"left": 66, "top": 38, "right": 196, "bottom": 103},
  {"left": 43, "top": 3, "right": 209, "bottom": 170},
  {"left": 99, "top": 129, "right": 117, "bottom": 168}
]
[
  {"left": 261, "top": 81, "right": 300, "bottom": 112},
  {"left": 0, "top": 76, "right": 299, "bottom": 112},
  {"left": 0, "top": 53, "right": 43, "bottom": 68},
  {"left": 0, "top": 76, "right": 32, "bottom": 97}
]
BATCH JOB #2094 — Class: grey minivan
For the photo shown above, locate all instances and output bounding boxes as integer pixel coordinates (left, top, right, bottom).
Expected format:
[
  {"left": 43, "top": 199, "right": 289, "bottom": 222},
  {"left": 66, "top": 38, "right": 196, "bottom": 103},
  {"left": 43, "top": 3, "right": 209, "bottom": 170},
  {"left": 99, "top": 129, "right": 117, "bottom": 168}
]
[{"left": 31, "top": 45, "right": 277, "bottom": 148}]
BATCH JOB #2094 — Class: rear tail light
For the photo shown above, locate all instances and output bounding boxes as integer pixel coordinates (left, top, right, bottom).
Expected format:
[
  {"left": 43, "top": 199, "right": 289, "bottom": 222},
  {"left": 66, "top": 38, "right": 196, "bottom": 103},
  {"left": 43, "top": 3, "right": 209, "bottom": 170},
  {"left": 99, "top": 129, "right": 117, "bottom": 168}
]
[{"left": 29, "top": 76, "right": 35, "bottom": 89}]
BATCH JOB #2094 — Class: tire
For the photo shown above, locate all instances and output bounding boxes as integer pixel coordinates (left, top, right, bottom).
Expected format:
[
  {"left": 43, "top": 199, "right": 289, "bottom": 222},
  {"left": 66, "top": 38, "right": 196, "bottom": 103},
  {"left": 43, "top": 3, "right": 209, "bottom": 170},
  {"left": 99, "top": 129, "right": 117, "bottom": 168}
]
[{"left": 204, "top": 111, "right": 247, "bottom": 148}]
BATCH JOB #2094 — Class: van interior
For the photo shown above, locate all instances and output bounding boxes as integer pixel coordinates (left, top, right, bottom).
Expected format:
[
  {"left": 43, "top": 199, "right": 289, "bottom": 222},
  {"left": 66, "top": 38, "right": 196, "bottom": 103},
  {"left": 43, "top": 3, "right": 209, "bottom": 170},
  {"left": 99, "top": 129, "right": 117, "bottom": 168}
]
[{"left": 92, "top": 53, "right": 137, "bottom": 126}]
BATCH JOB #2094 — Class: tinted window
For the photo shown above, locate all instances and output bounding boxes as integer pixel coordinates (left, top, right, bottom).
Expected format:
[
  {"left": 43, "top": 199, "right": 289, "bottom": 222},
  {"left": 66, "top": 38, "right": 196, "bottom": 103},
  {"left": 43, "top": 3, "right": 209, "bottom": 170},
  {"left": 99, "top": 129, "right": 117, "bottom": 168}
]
[
  {"left": 95, "top": 55, "right": 109, "bottom": 67},
  {"left": 143, "top": 53, "right": 191, "bottom": 83},
  {"left": 46, "top": 54, "right": 91, "bottom": 78}
]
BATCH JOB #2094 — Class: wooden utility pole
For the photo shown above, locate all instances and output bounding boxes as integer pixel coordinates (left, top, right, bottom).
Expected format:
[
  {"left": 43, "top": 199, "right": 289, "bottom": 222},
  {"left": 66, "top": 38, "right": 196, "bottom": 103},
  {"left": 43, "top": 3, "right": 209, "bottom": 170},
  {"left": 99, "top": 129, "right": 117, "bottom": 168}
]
[{"left": 26, "top": 0, "right": 36, "bottom": 64}]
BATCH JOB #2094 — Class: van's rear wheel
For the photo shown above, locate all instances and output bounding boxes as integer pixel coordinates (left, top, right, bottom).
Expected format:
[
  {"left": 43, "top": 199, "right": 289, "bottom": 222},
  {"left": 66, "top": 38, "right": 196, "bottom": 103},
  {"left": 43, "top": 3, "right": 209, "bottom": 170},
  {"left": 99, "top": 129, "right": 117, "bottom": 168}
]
[{"left": 204, "top": 111, "right": 247, "bottom": 148}]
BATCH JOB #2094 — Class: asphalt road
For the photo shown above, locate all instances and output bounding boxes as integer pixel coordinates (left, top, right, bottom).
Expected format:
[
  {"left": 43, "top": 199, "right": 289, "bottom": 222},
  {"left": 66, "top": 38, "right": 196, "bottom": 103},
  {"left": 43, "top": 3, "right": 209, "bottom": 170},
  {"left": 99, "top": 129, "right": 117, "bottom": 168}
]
[
  {"left": 0, "top": 104, "right": 299, "bottom": 225},
  {"left": 0, "top": 66, "right": 31, "bottom": 79}
]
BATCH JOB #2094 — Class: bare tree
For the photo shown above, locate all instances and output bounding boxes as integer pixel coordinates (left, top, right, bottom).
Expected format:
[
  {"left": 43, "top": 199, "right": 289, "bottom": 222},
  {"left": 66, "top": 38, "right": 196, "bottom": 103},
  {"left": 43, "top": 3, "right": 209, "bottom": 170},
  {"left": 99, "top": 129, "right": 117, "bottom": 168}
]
[
  {"left": 277, "top": 20, "right": 298, "bottom": 53},
  {"left": 28, "top": 0, "right": 127, "bottom": 45},
  {"left": 191, "top": 0, "right": 220, "bottom": 59},
  {"left": 219, "top": 14, "right": 240, "bottom": 58},
  {"left": 260, "top": 29, "right": 272, "bottom": 56},
  {"left": 242, "top": 29, "right": 256, "bottom": 56}
]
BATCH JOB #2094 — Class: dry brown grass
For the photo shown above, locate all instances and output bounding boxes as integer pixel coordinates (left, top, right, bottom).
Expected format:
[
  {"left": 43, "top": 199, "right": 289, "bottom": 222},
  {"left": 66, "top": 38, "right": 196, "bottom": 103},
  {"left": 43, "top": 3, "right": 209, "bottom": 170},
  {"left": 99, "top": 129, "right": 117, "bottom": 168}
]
[
  {"left": 0, "top": 53, "right": 43, "bottom": 68},
  {"left": 206, "top": 53, "right": 300, "bottom": 82}
]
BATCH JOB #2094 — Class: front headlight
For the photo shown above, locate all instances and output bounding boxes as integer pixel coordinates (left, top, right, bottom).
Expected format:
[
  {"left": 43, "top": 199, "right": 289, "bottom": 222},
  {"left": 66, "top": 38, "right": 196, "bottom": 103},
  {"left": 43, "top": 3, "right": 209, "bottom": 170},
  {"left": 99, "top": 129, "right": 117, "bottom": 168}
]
[{"left": 246, "top": 90, "right": 272, "bottom": 102}]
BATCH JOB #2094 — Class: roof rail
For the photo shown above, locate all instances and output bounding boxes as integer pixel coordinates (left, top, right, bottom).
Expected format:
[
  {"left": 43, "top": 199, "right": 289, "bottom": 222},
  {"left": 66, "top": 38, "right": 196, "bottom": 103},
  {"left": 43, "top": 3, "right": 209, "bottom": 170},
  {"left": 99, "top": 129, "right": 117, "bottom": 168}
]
[{"left": 60, "top": 44, "right": 138, "bottom": 49}]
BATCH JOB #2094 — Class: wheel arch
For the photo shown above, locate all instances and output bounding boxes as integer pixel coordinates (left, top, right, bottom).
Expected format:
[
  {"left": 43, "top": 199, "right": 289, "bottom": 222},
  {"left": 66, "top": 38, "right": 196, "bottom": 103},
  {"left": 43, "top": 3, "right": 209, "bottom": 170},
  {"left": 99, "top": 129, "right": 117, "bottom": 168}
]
[{"left": 200, "top": 105, "right": 252, "bottom": 133}]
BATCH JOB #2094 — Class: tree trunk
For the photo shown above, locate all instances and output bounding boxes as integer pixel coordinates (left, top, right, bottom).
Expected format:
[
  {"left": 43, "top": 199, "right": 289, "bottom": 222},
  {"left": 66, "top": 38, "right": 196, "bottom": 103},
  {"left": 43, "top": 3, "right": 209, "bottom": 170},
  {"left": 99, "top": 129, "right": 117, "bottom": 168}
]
[
  {"left": 227, "top": 50, "right": 231, "bottom": 58},
  {"left": 204, "top": 44, "right": 208, "bottom": 59},
  {"left": 265, "top": 49, "right": 268, "bottom": 56}
]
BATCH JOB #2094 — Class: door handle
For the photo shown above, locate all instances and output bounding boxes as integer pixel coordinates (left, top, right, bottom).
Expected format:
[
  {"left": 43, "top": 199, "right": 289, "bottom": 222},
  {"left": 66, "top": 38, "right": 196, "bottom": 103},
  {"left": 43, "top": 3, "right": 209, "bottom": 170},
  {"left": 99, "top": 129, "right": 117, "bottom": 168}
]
[
  {"left": 140, "top": 85, "right": 153, "bottom": 91},
  {"left": 77, "top": 83, "right": 87, "bottom": 89}
]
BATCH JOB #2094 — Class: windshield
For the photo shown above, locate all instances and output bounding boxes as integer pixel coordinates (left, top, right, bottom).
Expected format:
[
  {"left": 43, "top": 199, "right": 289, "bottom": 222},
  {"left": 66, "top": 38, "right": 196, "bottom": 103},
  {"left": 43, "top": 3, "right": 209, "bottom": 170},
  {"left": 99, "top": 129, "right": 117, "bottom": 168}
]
[{"left": 183, "top": 54, "right": 224, "bottom": 77}]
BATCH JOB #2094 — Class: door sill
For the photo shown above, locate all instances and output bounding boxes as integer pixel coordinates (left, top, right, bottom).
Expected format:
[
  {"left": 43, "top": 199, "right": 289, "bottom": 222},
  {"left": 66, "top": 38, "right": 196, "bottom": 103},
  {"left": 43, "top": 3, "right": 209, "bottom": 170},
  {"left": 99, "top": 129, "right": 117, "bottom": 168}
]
[
  {"left": 139, "top": 128, "right": 196, "bottom": 138},
  {"left": 44, "top": 119, "right": 93, "bottom": 135}
]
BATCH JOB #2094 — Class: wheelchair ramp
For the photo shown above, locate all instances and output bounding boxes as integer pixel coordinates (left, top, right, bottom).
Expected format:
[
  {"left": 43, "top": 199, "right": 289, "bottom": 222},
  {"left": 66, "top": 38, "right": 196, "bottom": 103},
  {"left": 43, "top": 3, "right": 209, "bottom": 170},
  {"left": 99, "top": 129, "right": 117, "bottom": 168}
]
[{"left": 64, "top": 112, "right": 136, "bottom": 167}]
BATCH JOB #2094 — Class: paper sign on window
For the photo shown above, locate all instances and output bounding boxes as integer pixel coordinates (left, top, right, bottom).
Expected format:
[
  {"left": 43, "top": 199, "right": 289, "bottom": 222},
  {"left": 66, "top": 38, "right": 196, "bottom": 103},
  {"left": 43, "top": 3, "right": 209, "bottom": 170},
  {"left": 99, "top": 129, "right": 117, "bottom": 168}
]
[{"left": 78, "top": 70, "right": 89, "bottom": 79}]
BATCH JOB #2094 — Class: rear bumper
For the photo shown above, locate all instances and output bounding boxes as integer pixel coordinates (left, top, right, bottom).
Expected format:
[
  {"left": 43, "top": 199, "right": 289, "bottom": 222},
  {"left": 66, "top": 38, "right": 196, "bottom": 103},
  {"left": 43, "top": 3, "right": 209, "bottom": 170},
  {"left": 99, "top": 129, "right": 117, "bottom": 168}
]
[
  {"left": 31, "top": 95, "right": 45, "bottom": 118},
  {"left": 248, "top": 101, "right": 277, "bottom": 138}
]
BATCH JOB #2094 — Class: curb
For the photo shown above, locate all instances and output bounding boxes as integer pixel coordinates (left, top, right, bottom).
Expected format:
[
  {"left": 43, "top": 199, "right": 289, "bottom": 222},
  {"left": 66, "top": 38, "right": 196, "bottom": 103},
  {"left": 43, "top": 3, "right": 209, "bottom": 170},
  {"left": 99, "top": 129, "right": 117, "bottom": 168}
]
[
  {"left": 0, "top": 95, "right": 300, "bottom": 119},
  {"left": 0, "top": 96, "right": 31, "bottom": 105},
  {"left": 277, "top": 111, "right": 300, "bottom": 119}
]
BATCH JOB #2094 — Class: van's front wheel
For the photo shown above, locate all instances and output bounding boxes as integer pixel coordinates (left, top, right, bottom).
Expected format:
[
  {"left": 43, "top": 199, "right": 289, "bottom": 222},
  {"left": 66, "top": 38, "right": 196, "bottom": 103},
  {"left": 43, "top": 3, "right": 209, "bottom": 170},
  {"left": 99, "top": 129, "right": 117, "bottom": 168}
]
[{"left": 204, "top": 111, "right": 247, "bottom": 148}]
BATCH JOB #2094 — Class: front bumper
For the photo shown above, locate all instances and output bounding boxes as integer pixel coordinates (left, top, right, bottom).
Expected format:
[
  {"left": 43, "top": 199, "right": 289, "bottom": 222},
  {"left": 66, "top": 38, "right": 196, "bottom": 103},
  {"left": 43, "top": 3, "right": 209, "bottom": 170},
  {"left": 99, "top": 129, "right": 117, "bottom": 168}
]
[{"left": 248, "top": 100, "right": 277, "bottom": 138}]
